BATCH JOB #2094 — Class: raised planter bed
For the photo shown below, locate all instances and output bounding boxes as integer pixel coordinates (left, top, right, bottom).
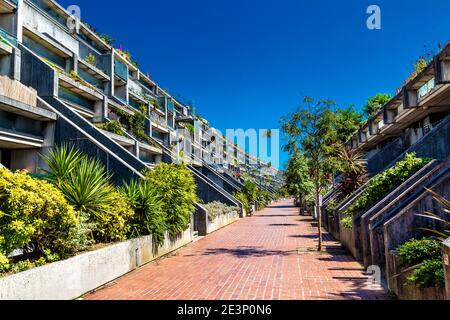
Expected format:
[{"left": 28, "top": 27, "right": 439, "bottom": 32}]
[
  {"left": 387, "top": 251, "right": 446, "bottom": 300},
  {"left": 207, "top": 210, "right": 240, "bottom": 234},
  {"left": 0, "top": 228, "right": 193, "bottom": 300}
]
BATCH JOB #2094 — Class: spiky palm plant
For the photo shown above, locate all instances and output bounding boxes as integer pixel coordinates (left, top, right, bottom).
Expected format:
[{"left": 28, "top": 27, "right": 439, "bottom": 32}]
[
  {"left": 119, "top": 180, "right": 165, "bottom": 246},
  {"left": 336, "top": 147, "right": 367, "bottom": 198},
  {"left": 58, "top": 156, "right": 114, "bottom": 217},
  {"left": 43, "top": 145, "right": 114, "bottom": 217},
  {"left": 415, "top": 188, "right": 450, "bottom": 241},
  {"left": 42, "top": 144, "right": 82, "bottom": 183}
]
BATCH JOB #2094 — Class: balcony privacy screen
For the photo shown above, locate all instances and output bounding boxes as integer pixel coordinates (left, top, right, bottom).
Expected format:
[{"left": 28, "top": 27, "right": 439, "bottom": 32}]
[
  {"left": 167, "top": 99, "right": 175, "bottom": 112},
  {"left": 0, "top": 110, "right": 44, "bottom": 138},
  {"left": 0, "top": 28, "right": 16, "bottom": 46},
  {"left": 58, "top": 87, "right": 95, "bottom": 111},
  {"left": 114, "top": 58, "right": 128, "bottom": 81}
]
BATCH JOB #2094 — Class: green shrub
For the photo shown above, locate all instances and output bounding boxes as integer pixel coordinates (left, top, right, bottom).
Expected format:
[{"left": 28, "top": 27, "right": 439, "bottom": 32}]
[
  {"left": 397, "top": 238, "right": 442, "bottom": 266},
  {"left": 408, "top": 260, "right": 445, "bottom": 288},
  {"left": 98, "top": 120, "right": 124, "bottom": 136},
  {"left": 144, "top": 163, "right": 197, "bottom": 239},
  {"left": 10, "top": 258, "right": 47, "bottom": 274},
  {"left": 119, "top": 179, "right": 165, "bottom": 246},
  {"left": 342, "top": 153, "right": 431, "bottom": 228},
  {"left": 94, "top": 191, "right": 135, "bottom": 242},
  {"left": 0, "top": 169, "right": 80, "bottom": 271},
  {"left": 203, "top": 202, "right": 239, "bottom": 222},
  {"left": 43, "top": 145, "right": 133, "bottom": 243},
  {"left": 242, "top": 180, "right": 258, "bottom": 203},
  {"left": 340, "top": 216, "right": 353, "bottom": 229},
  {"left": 256, "top": 190, "right": 272, "bottom": 210},
  {"left": 234, "top": 192, "right": 249, "bottom": 213}
]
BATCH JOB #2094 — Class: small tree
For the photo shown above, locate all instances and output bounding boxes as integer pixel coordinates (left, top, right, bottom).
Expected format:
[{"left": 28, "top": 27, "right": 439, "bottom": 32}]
[
  {"left": 284, "top": 150, "right": 313, "bottom": 214},
  {"left": 281, "top": 97, "right": 337, "bottom": 251}
]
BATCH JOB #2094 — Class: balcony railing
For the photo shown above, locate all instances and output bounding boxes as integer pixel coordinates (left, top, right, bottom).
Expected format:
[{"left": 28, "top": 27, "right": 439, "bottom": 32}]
[
  {"left": 150, "top": 112, "right": 166, "bottom": 127},
  {"left": 0, "top": 28, "right": 16, "bottom": 47},
  {"left": 167, "top": 99, "right": 175, "bottom": 113},
  {"left": 129, "top": 79, "right": 151, "bottom": 101},
  {"left": 139, "top": 150, "right": 156, "bottom": 164},
  {"left": 417, "top": 77, "right": 435, "bottom": 101},
  {"left": 138, "top": 78, "right": 155, "bottom": 93},
  {"left": 0, "top": 109, "right": 44, "bottom": 138},
  {"left": 114, "top": 58, "right": 128, "bottom": 81},
  {"left": 58, "top": 87, "right": 95, "bottom": 111}
]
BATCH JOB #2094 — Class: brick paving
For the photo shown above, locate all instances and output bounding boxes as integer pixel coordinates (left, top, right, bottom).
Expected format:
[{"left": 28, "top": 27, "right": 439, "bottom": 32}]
[{"left": 84, "top": 200, "right": 387, "bottom": 300}]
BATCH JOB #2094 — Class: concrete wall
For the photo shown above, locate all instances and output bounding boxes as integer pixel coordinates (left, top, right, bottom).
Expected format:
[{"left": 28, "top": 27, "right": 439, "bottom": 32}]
[
  {"left": 22, "top": 2, "right": 79, "bottom": 55},
  {"left": 382, "top": 173, "right": 450, "bottom": 282},
  {"left": 202, "top": 165, "right": 241, "bottom": 195},
  {"left": 387, "top": 251, "right": 446, "bottom": 300},
  {"left": 0, "top": 228, "right": 192, "bottom": 300},
  {"left": 207, "top": 210, "right": 240, "bottom": 234},
  {"left": 367, "top": 115, "right": 450, "bottom": 175},
  {"left": 443, "top": 238, "right": 450, "bottom": 300},
  {"left": 193, "top": 204, "right": 240, "bottom": 236},
  {"left": 339, "top": 222, "right": 357, "bottom": 258},
  {"left": 359, "top": 160, "right": 441, "bottom": 267}
]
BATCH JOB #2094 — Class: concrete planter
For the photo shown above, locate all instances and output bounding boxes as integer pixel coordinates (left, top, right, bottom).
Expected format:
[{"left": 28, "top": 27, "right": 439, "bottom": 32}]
[
  {"left": 387, "top": 251, "right": 446, "bottom": 300},
  {"left": 0, "top": 228, "right": 193, "bottom": 300},
  {"left": 207, "top": 210, "right": 240, "bottom": 234},
  {"left": 339, "top": 219, "right": 357, "bottom": 259},
  {"left": 443, "top": 238, "right": 450, "bottom": 300}
]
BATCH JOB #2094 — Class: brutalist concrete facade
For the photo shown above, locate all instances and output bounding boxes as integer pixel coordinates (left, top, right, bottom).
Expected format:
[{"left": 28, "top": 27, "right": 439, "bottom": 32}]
[{"left": 0, "top": 0, "right": 282, "bottom": 218}]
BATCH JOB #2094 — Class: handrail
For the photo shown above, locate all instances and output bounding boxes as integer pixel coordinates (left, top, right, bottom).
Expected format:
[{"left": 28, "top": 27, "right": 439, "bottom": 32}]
[
  {"left": 355, "top": 160, "right": 439, "bottom": 223},
  {"left": 380, "top": 114, "right": 450, "bottom": 172},
  {"left": 372, "top": 165, "right": 450, "bottom": 232}
]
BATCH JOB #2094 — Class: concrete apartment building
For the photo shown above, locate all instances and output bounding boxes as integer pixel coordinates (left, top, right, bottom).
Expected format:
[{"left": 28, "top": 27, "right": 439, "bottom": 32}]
[
  {"left": 323, "top": 43, "right": 450, "bottom": 298},
  {"left": 0, "top": 0, "right": 282, "bottom": 214}
]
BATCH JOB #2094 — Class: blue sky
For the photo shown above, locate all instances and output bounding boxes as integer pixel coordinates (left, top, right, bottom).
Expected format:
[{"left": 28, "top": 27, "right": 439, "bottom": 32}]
[{"left": 59, "top": 0, "right": 450, "bottom": 169}]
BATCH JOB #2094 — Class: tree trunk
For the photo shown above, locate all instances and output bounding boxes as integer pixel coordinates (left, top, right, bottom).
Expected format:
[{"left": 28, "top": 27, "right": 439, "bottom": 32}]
[
  {"left": 299, "top": 194, "right": 303, "bottom": 215},
  {"left": 315, "top": 188, "right": 323, "bottom": 252}
]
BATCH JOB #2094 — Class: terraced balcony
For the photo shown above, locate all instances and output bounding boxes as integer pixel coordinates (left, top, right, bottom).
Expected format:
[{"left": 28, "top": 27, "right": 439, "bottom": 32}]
[{"left": 0, "top": 76, "right": 56, "bottom": 171}]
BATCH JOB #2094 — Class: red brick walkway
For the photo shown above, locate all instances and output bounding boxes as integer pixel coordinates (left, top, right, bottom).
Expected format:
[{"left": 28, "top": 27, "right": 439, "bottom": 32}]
[{"left": 84, "top": 200, "right": 386, "bottom": 300}]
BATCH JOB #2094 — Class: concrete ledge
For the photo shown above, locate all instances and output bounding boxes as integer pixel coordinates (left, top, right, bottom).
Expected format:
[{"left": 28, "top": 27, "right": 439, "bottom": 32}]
[
  {"left": 207, "top": 210, "right": 240, "bottom": 234},
  {"left": 0, "top": 228, "right": 192, "bottom": 300}
]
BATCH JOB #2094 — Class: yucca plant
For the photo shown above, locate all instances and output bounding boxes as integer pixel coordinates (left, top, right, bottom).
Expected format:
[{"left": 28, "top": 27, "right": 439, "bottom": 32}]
[
  {"left": 41, "top": 145, "right": 136, "bottom": 243},
  {"left": 43, "top": 145, "right": 114, "bottom": 217},
  {"left": 119, "top": 179, "right": 165, "bottom": 247},
  {"left": 415, "top": 188, "right": 450, "bottom": 241},
  {"left": 42, "top": 144, "right": 81, "bottom": 183},
  {"left": 336, "top": 146, "right": 367, "bottom": 198},
  {"left": 57, "top": 156, "right": 114, "bottom": 217}
]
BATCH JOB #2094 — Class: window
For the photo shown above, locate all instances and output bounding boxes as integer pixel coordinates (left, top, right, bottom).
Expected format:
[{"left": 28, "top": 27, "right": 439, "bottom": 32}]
[{"left": 418, "top": 77, "right": 435, "bottom": 100}]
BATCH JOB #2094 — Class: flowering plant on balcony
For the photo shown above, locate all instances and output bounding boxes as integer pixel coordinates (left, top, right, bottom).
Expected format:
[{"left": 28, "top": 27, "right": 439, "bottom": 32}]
[
  {"left": 116, "top": 45, "right": 131, "bottom": 62},
  {"left": 85, "top": 53, "right": 96, "bottom": 67}
]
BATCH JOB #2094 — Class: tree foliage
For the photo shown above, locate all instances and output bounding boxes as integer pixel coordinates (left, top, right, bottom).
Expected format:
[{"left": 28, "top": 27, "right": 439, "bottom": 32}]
[
  {"left": 363, "top": 93, "right": 392, "bottom": 118},
  {"left": 284, "top": 150, "right": 313, "bottom": 200},
  {"left": 0, "top": 169, "right": 81, "bottom": 271},
  {"left": 144, "top": 163, "right": 197, "bottom": 239}
]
